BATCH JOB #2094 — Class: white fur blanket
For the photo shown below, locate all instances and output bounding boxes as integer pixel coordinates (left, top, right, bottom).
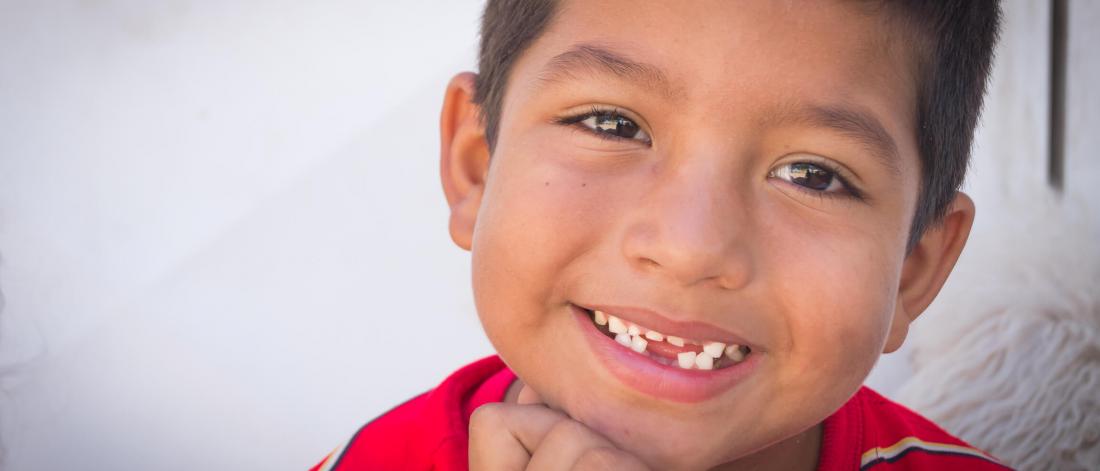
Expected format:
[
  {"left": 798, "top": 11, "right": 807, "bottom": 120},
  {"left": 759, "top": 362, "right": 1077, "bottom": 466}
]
[{"left": 897, "top": 196, "right": 1100, "bottom": 471}]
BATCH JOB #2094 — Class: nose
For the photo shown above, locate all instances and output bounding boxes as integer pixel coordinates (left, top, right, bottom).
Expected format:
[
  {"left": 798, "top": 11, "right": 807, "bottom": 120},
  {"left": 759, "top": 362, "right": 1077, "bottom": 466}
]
[{"left": 620, "top": 159, "right": 756, "bottom": 290}]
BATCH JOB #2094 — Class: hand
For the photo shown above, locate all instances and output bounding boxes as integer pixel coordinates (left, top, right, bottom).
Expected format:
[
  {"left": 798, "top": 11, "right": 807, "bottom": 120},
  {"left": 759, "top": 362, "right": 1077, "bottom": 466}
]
[{"left": 468, "top": 385, "right": 650, "bottom": 470}]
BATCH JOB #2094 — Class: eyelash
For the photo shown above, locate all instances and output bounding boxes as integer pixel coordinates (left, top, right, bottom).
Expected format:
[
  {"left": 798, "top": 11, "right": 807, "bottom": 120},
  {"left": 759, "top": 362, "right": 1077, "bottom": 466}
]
[
  {"left": 554, "top": 106, "right": 652, "bottom": 146},
  {"left": 769, "top": 160, "right": 866, "bottom": 202}
]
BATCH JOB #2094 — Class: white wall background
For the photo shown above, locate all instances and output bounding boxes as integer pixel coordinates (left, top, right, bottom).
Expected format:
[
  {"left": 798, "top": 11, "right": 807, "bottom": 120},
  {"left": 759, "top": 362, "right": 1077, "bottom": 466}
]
[{"left": 0, "top": 1, "right": 1096, "bottom": 470}]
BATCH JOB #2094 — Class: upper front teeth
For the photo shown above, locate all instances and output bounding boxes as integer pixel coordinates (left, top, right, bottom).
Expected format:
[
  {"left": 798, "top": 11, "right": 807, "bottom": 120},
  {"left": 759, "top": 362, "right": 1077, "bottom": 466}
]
[{"left": 593, "top": 310, "right": 749, "bottom": 370}]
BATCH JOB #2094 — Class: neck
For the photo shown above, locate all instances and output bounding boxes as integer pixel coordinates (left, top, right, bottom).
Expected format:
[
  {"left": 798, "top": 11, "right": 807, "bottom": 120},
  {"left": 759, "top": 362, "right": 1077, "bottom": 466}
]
[{"left": 710, "top": 423, "right": 822, "bottom": 471}]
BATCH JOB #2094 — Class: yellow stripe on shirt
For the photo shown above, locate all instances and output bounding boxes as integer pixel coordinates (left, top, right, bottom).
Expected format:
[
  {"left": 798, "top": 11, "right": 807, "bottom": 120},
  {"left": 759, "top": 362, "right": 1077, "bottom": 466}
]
[{"left": 860, "top": 436, "right": 998, "bottom": 469}]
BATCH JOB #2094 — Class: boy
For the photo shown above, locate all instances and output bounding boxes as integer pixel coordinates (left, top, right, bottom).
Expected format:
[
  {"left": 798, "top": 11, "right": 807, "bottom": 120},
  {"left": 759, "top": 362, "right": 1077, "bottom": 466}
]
[{"left": 313, "top": 0, "right": 1005, "bottom": 469}]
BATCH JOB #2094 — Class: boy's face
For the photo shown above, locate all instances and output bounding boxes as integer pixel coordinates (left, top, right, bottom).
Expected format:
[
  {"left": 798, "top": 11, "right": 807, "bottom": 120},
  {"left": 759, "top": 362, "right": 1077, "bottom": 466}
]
[{"left": 456, "top": 0, "right": 932, "bottom": 468}]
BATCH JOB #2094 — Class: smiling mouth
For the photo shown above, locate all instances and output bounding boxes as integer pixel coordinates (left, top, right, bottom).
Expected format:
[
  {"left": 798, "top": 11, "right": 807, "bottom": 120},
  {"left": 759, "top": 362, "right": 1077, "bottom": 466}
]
[{"left": 579, "top": 307, "right": 752, "bottom": 370}]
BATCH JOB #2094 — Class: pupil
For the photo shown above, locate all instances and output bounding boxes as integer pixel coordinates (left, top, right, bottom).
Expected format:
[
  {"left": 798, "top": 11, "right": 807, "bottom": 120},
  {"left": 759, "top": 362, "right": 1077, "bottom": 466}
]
[
  {"left": 594, "top": 114, "right": 638, "bottom": 138},
  {"left": 789, "top": 163, "right": 833, "bottom": 190}
]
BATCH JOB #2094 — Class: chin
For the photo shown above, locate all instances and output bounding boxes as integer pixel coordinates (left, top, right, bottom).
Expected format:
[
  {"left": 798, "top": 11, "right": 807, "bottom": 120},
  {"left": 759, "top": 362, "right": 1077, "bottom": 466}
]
[{"left": 560, "top": 396, "right": 754, "bottom": 471}]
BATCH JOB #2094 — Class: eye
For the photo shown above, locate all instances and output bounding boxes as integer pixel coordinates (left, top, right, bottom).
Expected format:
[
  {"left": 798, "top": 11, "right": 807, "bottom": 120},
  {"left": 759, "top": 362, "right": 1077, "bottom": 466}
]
[
  {"left": 557, "top": 107, "right": 651, "bottom": 144},
  {"left": 771, "top": 162, "right": 840, "bottom": 192},
  {"left": 769, "top": 161, "right": 862, "bottom": 199},
  {"left": 579, "top": 113, "right": 649, "bottom": 141}
]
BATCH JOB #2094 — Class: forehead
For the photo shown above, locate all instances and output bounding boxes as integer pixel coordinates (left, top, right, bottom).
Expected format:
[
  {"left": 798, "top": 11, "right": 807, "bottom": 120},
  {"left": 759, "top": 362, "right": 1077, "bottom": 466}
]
[
  {"left": 541, "top": 0, "right": 912, "bottom": 99},
  {"left": 507, "top": 0, "right": 919, "bottom": 173}
]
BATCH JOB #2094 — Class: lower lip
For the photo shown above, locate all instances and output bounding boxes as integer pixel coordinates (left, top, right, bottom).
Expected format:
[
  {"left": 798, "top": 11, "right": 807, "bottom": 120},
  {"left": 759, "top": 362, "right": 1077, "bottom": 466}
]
[{"left": 571, "top": 304, "right": 759, "bottom": 403}]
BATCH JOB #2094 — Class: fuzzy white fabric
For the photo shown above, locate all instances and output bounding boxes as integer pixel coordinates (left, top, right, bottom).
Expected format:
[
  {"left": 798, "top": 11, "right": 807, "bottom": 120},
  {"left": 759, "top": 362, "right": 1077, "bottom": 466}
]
[{"left": 897, "top": 196, "right": 1100, "bottom": 471}]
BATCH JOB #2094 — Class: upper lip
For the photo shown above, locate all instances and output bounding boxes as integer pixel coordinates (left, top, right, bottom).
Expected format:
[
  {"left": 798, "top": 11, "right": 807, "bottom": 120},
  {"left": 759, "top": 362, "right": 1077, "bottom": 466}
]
[{"left": 574, "top": 302, "right": 759, "bottom": 350}]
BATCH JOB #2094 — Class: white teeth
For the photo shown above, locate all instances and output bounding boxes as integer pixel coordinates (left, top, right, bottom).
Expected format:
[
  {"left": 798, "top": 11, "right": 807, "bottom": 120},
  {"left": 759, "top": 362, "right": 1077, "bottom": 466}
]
[
  {"left": 594, "top": 310, "right": 608, "bottom": 326},
  {"left": 608, "top": 316, "right": 628, "bottom": 335},
  {"left": 615, "top": 333, "right": 632, "bottom": 347},
  {"left": 703, "top": 342, "right": 726, "bottom": 358},
  {"left": 677, "top": 351, "right": 697, "bottom": 369},
  {"left": 695, "top": 352, "right": 714, "bottom": 370},
  {"left": 600, "top": 312, "right": 744, "bottom": 368},
  {"left": 725, "top": 344, "right": 746, "bottom": 362}
]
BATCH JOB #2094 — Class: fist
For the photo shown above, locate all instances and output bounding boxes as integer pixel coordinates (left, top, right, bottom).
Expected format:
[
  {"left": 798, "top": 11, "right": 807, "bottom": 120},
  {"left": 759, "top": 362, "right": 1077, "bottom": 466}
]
[{"left": 468, "top": 386, "right": 650, "bottom": 470}]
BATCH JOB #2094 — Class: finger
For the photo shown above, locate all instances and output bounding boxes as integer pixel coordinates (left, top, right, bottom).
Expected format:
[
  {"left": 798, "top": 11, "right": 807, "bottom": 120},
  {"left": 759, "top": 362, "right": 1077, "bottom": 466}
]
[
  {"left": 516, "top": 384, "right": 544, "bottom": 406},
  {"left": 468, "top": 402, "right": 569, "bottom": 470},
  {"left": 572, "top": 446, "right": 651, "bottom": 471},
  {"left": 526, "top": 419, "right": 613, "bottom": 471},
  {"left": 470, "top": 402, "right": 650, "bottom": 471},
  {"left": 527, "top": 419, "right": 649, "bottom": 471}
]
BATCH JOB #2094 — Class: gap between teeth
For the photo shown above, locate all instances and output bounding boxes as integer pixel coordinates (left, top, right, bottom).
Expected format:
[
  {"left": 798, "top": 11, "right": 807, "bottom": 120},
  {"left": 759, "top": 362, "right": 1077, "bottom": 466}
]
[{"left": 593, "top": 309, "right": 750, "bottom": 370}]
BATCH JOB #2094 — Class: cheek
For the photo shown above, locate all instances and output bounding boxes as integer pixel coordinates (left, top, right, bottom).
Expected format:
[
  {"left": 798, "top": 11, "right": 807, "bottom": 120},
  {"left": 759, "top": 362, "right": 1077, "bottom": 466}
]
[
  {"left": 762, "top": 213, "right": 901, "bottom": 392},
  {"left": 469, "top": 145, "right": 616, "bottom": 356}
]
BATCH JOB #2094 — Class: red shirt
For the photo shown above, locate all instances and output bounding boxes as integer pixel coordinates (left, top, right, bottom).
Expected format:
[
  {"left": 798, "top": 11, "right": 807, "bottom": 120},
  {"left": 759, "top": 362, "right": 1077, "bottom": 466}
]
[{"left": 311, "top": 356, "right": 1009, "bottom": 470}]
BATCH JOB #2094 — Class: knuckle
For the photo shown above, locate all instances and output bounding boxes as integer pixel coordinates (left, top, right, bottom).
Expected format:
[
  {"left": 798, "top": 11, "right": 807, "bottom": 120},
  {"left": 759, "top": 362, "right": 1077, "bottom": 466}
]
[
  {"left": 468, "top": 403, "right": 504, "bottom": 431},
  {"left": 471, "top": 402, "right": 503, "bottom": 420}
]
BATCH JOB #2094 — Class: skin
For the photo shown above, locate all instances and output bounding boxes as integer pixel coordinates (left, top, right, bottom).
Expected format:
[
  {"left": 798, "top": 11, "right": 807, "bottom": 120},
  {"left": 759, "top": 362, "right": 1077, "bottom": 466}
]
[{"left": 440, "top": 1, "right": 975, "bottom": 469}]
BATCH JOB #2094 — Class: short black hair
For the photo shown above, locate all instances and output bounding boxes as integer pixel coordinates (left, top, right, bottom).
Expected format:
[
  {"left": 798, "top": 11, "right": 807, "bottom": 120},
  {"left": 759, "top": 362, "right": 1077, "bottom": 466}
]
[{"left": 472, "top": 0, "right": 1002, "bottom": 247}]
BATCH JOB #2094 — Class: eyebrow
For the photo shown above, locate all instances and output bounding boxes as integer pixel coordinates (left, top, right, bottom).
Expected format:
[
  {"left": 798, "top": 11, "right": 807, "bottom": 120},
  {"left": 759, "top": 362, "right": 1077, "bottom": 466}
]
[
  {"left": 538, "top": 44, "right": 901, "bottom": 176},
  {"left": 770, "top": 103, "right": 903, "bottom": 177},
  {"left": 537, "top": 43, "right": 677, "bottom": 98}
]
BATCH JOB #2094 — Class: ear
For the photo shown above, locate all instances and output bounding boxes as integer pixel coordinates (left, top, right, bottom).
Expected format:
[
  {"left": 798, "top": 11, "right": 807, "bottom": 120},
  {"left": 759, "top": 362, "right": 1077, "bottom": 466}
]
[
  {"left": 440, "top": 72, "right": 491, "bottom": 251},
  {"left": 883, "top": 192, "right": 975, "bottom": 353}
]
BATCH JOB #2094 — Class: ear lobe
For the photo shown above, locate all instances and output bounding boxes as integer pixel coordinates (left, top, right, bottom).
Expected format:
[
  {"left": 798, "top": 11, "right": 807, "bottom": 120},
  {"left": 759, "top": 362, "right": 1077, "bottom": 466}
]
[
  {"left": 440, "top": 72, "right": 491, "bottom": 251},
  {"left": 884, "top": 192, "right": 976, "bottom": 353}
]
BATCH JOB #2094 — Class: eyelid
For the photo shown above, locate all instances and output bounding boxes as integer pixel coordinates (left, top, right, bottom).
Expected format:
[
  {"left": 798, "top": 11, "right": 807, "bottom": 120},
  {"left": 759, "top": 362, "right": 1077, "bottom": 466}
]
[
  {"left": 554, "top": 104, "right": 653, "bottom": 146},
  {"left": 770, "top": 154, "right": 867, "bottom": 202}
]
